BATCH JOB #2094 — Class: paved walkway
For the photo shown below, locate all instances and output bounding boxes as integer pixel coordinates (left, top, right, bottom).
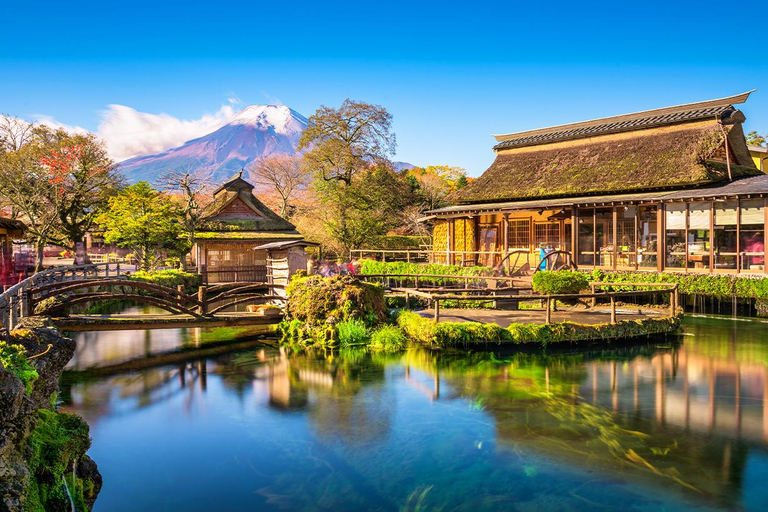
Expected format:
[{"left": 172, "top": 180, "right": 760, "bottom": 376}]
[{"left": 417, "top": 306, "right": 665, "bottom": 328}]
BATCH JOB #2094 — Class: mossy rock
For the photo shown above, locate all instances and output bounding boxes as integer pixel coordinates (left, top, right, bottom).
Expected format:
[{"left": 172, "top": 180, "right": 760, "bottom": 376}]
[{"left": 285, "top": 274, "right": 386, "bottom": 328}]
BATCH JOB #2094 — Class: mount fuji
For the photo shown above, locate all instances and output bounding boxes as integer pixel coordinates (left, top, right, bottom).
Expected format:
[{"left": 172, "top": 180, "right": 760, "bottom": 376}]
[{"left": 117, "top": 105, "right": 308, "bottom": 184}]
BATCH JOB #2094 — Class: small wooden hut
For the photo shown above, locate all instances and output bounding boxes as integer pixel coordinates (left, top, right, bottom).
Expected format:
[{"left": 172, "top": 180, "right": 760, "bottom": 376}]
[
  {"left": 191, "top": 172, "right": 304, "bottom": 283},
  {"left": 253, "top": 240, "right": 320, "bottom": 296}
]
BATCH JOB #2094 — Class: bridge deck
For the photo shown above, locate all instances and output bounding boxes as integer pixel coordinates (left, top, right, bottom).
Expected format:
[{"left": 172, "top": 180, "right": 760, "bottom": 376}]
[{"left": 54, "top": 312, "right": 283, "bottom": 331}]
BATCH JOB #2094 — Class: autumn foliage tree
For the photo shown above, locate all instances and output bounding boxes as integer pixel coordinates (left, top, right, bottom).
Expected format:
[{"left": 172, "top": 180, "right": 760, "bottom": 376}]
[{"left": 248, "top": 154, "right": 309, "bottom": 218}]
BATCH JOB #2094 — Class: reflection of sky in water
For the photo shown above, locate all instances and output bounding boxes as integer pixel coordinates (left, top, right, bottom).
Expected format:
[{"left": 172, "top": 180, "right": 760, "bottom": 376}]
[{"left": 60, "top": 316, "right": 768, "bottom": 512}]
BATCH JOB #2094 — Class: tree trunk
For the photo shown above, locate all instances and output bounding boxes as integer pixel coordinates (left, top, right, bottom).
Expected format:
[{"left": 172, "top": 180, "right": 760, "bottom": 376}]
[{"left": 35, "top": 242, "right": 45, "bottom": 273}]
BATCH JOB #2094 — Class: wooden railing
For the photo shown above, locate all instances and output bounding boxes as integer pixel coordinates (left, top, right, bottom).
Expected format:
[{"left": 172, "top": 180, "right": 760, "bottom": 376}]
[
  {"left": 0, "top": 262, "right": 131, "bottom": 331},
  {"left": 395, "top": 282, "right": 679, "bottom": 325}
]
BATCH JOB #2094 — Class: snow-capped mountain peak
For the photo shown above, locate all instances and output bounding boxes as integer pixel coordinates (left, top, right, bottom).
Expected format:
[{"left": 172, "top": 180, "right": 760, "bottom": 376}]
[
  {"left": 118, "top": 104, "right": 308, "bottom": 184},
  {"left": 228, "top": 105, "right": 308, "bottom": 136}
]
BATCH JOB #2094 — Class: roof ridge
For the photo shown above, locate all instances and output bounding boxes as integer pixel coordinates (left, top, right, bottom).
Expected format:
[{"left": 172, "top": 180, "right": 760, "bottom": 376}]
[{"left": 493, "top": 90, "right": 755, "bottom": 145}]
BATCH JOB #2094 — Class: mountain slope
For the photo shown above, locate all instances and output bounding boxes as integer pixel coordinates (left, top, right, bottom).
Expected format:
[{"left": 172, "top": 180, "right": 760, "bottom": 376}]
[{"left": 118, "top": 105, "right": 307, "bottom": 184}]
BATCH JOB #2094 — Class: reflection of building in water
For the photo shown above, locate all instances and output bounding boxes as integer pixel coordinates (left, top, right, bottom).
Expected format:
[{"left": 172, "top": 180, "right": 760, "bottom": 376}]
[{"left": 583, "top": 350, "right": 768, "bottom": 445}]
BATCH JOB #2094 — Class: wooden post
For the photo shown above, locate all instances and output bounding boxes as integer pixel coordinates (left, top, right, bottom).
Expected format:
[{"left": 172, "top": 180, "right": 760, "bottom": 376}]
[
  {"left": 19, "top": 288, "right": 28, "bottom": 318},
  {"left": 405, "top": 291, "right": 411, "bottom": 309},
  {"left": 198, "top": 285, "right": 207, "bottom": 315},
  {"left": 610, "top": 295, "right": 617, "bottom": 325},
  {"left": 674, "top": 286, "right": 679, "bottom": 313},
  {"left": 434, "top": 298, "right": 440, "bottom": 323},
  {"left": 414, "top": 275, "right": 420, "bottom": 290},
  {"left": 406, "top": 250, "right": 411, "bottom": 263},
  {"left": 9, "top": 295, "right": 17, "bottom": 330},
  {"left": 105, "top": 264, "right": 110, "bottom": 277},
  {"left": 669, "top": 288, "right": 676, "bottom": 317},
  {"left": 591, "top": 283, "right": 596, "bottom": 308},
  {"left": 545, "top": 297, "right": 551, "bottom": 324}
]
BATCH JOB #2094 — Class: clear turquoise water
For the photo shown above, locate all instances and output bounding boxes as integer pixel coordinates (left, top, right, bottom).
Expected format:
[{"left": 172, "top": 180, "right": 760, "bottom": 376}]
[{"left": 61, "top": 314, "right": 768, "bottom": 511}]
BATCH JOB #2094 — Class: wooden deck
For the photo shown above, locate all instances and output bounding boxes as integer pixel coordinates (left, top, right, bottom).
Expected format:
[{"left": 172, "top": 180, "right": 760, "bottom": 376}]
[
  {"left": 54, "top": 312, "right": 283, "bottom": 331},
  {"left": 416, "top": 306, "right": 667, "bottom": 328}
]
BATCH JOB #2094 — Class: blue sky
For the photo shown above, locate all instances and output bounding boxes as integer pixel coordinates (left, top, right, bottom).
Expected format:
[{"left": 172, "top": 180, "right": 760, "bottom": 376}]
[{"left": 2, "top": 0, "right": 766, "bottom": 175}]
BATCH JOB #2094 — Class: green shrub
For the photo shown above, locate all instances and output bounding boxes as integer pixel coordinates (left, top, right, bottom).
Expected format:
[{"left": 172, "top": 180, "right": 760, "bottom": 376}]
[
  {"left": 532, "top": 270, "right": 589, "bottom": 295},
  {"left": 285, "top": 274, "right": 386, "bottom": 328},
  {"left": 130, "top": 269, "right": 202, "bottom": 293},
  {"left": 0, "top": 341, "right": 38, "bottom": 394},
  {"left": 369, "top": 325, "right": 408, "bottom": 350},
  {"left": 336, "top": 319, "right": 370, "bottom": 346}
]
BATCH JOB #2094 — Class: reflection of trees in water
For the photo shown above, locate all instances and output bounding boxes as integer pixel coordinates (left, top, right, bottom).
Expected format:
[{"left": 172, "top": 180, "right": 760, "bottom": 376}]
[{"left": 404, "top": 341, "right": 761, "bottom": 508}]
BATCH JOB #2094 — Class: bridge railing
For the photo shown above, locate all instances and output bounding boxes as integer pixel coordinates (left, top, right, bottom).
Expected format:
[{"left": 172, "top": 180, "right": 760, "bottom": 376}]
[{"left": 0, "top": 262, "right": 130, "bottom": 331}]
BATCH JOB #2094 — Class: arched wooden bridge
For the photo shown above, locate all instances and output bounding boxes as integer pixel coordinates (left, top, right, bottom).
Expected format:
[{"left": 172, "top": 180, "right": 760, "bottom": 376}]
[{"left": 0, "top": 263, "right": 284, "bottom": 331}]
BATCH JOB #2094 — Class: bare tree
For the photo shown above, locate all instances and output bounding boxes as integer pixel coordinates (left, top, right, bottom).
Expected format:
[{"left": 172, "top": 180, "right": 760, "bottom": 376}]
[
  {"left": 0, "top": 115, "right": 35, "bottom": 151},
  {"left": 156, "top": 167, "right": 213, "bottom": 269},
  {"left": 248, "top": 154, "right": 309, "bottom": 218}
]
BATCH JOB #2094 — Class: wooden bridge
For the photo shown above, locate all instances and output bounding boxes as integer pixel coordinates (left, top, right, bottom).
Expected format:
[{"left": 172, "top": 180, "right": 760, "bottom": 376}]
[{"left": 0, "top": 262, "right": 284, "bottom": 331}]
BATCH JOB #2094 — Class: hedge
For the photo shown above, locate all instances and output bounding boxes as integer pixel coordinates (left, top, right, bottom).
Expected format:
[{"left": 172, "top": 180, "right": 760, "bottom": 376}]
[
  {"left": 359, "top": 260, "right": 493, "bottom": 286},
  {"left": 588, "top": 269, "right": 768, "bottom": 300}
]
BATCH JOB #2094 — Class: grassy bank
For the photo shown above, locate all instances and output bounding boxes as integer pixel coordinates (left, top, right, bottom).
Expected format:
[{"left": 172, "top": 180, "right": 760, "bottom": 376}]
[{"left": 396, "top": 310, "right": 682, "bottom": 348}]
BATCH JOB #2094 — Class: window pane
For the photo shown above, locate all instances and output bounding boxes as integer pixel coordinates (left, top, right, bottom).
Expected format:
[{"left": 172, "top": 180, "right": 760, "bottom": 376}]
[
  {"left": 535, "top": 222, "right": 559, "bottom": 249},
  {"left": 740, "top": 199, "right": 764, "bottom": 272},
  {"left": 638, "top": 206, "right": 658, "bottom": 268},
  {"left": 665, "top": 204, "right": 686, "bottom": 268},
  {"left": 578, "top": 209, "right": 594, "bottom": 266},
  {"left": 596, "top": 208, "right": 614, "bottom": 267},
  {"left": 714, "top": 201, "right": 737, "bottom": 270},
  {"left": 617, "top": 206, "right": 635, "bottom": 269},
  {"left": 508, "top": 219, "right": 530, "bottom": 249},
  {"left": 687, "top": 202, "right": 710, "bottom": 271}
]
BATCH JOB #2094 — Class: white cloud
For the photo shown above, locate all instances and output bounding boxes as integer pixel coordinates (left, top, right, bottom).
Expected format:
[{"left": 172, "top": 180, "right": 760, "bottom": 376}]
[
  {"left": 97, "top": 103, "right": 236, "bottom": 162},
  {"left": 31, "top": 115, "right": 89, "bottom": 136}
]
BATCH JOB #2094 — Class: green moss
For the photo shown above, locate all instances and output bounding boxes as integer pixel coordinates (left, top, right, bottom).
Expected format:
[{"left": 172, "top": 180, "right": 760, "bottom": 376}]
[
  {"left": 285, "top": 274, "right": 386, "bottom": 328},
  {"left": 0, "top": 341, "right": 38, "bottom": 394},
  {"left": 24, "top": 409, "right": 94, "bottom": 512},
  {"left": 396, "top": 310, "right": 681, "bottom": 347}
]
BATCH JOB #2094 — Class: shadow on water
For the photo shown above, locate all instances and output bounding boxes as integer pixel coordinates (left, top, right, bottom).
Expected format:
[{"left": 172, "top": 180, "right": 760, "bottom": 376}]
[{"left": 59, "top": 314, "right": 768, "bottom": 512}]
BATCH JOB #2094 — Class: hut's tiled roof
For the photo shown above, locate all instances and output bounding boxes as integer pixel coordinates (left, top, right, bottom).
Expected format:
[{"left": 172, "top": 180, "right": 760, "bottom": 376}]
[{"left": 493, "top": 91, "right": 754, "bottom": 151}]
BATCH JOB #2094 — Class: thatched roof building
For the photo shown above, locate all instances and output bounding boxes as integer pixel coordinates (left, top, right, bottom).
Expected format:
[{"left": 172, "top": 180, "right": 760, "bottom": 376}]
[
  {"left": 451, "top": 91, "right": 758, "bottom": 204},
  {"left": 192, "top": 172, "right": 303, "bottom": 283},
  {"left": 428, "top": 91, "right": 768, "bottom": 276}
]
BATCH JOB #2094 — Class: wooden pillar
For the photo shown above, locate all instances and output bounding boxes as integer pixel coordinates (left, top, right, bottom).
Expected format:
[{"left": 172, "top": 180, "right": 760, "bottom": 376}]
[
  {"left": 502, "top": 213, "right": 510, "bottom": 267},
  {"left": 591, "top": 283, "right": 597, "bottom": 308},
  {"left": 658, "top": 203, "right": 665, "bottom": 272},
  {"left": 571, "top": 208, "right": 578, "bottom": 263},
  {"left": 612, "top": 207, "right": 618, "bottom": 270},
  {"left": 545, "top": 297, "right": 551, "bottom": 324},
  {"left": 434, "top": 298, "right": 440, "bottom": 323},
  {"left": 198, "top": 285, "right": 207, "bottom": 315},
  {"left": 610, "top": 295, "right": 617, "bottom": 324}
]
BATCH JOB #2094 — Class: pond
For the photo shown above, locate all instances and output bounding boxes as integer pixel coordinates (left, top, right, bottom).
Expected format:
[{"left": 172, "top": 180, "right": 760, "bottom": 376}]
[{"left": 60, "top": 312, "right": 768, "bottom": 511}]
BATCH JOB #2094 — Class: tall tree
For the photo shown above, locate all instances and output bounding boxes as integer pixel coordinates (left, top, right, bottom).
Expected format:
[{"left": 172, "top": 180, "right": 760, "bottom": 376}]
[
  {"left": 41, "top": 133, "right": 123, "bottom": 263},
  {"left": 156, "top": 167, "right": 212, "bottom": 268},
  {"left": 96, "top": 182, "right": 183, "bottom": 271},
  {"left": 0, "top": 121, "right": 63, "bottom": 270},
  {"left": 248, "top": 154, "right": 309, "bottom": 218},
  {"left": 298, "top": 100, "right": 395, "bottom": 186}
]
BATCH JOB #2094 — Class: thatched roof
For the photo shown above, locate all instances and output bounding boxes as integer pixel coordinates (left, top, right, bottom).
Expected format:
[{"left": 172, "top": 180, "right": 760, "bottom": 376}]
[
  {"left": 452, "top": 96, "right": 760, "bottom": 205},
  {"left": 201, "top": 172, "right": 298, "bottom": 233}
]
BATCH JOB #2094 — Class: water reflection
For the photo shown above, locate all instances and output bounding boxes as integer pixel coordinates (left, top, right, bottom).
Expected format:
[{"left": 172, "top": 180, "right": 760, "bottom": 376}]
[{"left": 61, "top": 316, "right": 768, "bottom": 511}]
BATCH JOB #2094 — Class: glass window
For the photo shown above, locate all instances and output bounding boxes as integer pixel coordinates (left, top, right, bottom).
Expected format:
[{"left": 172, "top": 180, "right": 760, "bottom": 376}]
[
  {"left": 638, "top": 206, "right": 658, "bottom": 269},
  {"left": 535, "top": 222, "right": 560, "bottom": 250},
  {"left": 578, "top": 209, "right": 594, "bottom": 266},
  {"left": 740, "top": 199, "right": 765, "bottom": 272},
  {"left": 714, "top": 201, "right": 737, "bottom": 270},
  {"left": 617, "top": 206, "right": 636, "bottom": 269},
  {"left": 595, "top": 208, "right": 614, "bottom": 268},
  {"left": 665, "top": 204, "right": 686, "bottom": 269},
  {"left": 508, "top": 219, "right": 530, "bottom": 249},
  {"left": 687, "top": 202, "right": 711, "bottom": 271}
]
